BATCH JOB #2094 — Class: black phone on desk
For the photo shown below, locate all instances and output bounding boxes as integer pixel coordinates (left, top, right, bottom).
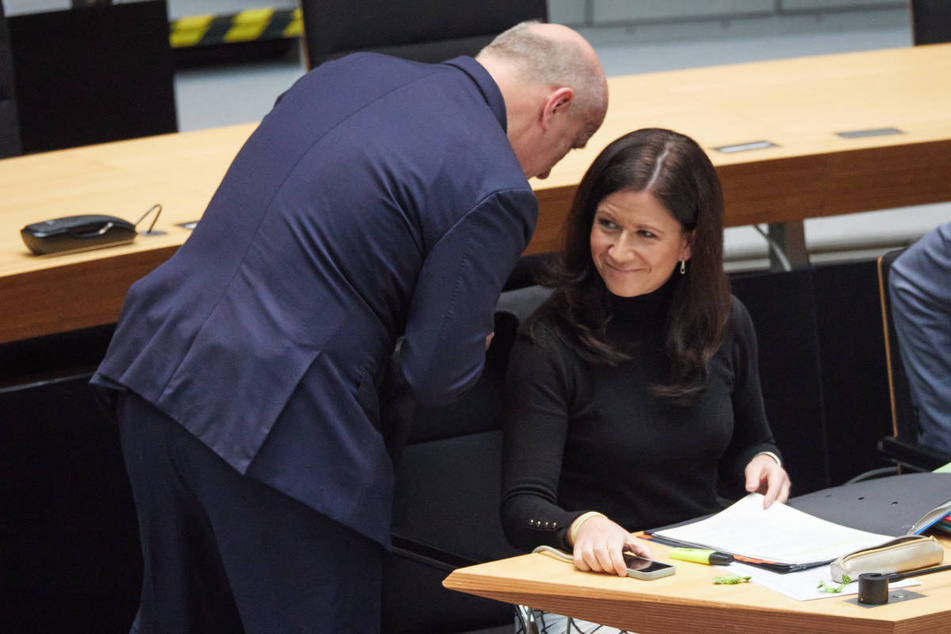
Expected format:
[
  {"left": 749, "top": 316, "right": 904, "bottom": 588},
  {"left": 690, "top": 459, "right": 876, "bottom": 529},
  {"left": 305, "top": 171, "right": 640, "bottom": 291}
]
[
  {"left": 624, "top": 552, "right": 676, "bottom": 580},
  {"left": 21, "top": 214, "right": 137, "bottom": 255}
]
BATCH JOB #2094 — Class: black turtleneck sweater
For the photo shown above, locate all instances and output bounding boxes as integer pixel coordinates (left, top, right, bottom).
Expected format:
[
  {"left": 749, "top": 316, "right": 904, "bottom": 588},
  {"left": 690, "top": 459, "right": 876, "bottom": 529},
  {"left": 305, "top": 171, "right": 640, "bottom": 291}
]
[{"left": 500, "top": 280, "right": 779, "bottom": 552}]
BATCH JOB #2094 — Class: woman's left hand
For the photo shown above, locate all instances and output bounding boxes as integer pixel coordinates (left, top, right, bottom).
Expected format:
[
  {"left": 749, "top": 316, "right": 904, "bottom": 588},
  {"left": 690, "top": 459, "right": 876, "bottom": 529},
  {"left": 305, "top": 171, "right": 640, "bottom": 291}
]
[{"left": 744, "top": 454, "right": 791, "bottom": 508}]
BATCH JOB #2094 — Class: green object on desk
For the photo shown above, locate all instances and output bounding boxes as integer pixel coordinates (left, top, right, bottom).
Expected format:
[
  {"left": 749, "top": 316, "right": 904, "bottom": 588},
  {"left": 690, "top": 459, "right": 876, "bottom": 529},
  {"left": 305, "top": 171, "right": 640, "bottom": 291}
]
[
  {"left": 713, "top": 574, "right": 751, "bottom": 585},
  {"left": 934, "top": 461, "right": 951, "bottom": 473},
  {"left": 817, "top": 574, "right": 852, "bottom": 593}
]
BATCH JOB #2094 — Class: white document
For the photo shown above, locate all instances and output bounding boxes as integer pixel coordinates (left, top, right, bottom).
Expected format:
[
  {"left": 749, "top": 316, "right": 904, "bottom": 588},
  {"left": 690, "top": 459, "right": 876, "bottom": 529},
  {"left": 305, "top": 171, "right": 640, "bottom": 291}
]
[
  {"left": 654, "top": 493, "right": 895, "bottom": 566},
  {"left": 713, "top": 561, "right": 920, "bottom": 602}
]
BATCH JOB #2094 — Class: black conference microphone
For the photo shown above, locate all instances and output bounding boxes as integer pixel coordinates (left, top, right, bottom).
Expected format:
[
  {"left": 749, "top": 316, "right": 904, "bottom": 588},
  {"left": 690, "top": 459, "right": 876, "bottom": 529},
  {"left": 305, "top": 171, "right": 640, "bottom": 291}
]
[{"left": 858, "top": 564, "right": 951, "bottom": 605}]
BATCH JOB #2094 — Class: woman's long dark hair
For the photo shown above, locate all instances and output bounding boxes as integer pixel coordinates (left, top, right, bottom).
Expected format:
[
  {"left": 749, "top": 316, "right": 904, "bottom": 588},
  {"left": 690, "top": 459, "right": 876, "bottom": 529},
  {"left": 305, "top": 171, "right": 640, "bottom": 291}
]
[{"left": 530, "top": 128, "right": 732, "bottom": 405}]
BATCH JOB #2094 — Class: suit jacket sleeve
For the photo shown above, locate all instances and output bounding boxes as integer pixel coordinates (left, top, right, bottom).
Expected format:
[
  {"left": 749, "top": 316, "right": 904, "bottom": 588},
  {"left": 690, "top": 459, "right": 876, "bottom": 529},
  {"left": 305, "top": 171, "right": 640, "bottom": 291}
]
[{"left": 401, "top": 188, "right": 537, "bottom": 407}]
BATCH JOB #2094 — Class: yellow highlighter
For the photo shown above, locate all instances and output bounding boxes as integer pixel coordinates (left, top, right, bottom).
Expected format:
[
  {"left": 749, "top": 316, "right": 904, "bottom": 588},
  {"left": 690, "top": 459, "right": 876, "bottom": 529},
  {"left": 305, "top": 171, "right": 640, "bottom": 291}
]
[{"left": 669, "top": 548, "right": 734, "bottom": 565}]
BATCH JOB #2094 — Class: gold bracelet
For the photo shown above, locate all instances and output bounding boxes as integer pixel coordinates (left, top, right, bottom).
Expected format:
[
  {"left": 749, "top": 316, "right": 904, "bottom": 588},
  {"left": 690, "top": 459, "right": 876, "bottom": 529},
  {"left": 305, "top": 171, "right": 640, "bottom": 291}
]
[{"left": 569, "top": 511, "right": 606, "bottom": 545}]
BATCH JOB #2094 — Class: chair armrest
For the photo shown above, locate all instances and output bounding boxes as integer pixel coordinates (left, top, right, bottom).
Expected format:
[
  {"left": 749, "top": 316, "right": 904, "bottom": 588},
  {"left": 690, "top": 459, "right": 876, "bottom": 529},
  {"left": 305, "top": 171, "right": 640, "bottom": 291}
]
[{"left": 878, "top": 436, "right": 951, "bottom": 471}]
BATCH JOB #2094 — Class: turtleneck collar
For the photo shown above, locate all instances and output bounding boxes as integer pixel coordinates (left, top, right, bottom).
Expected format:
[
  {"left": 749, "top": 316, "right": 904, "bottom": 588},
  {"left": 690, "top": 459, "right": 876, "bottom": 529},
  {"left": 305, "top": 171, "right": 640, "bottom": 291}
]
[{"left": 607, "top": 273, "right": 679, "bottom": 324}]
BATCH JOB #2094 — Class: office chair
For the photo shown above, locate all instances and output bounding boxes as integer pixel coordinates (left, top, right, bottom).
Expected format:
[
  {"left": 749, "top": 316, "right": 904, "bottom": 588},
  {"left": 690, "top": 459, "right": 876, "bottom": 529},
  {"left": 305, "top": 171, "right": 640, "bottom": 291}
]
[
  {"left": 298, "top": 0, "right": 547, "bottom": 69},
  {"left": 381, "top": 285, "right": 552, "bottom": 633},
  {"left": 381, "top": 307, "right": 521, "bottom": 633},
  {"left": 911, "top": 0, "right": 951, "bottom": 45},
  {"left": 6, "top": 0, "right": 176, "bottom": 153},
  {"left": 876, "top": 248, "right": 951, "bottom": 471},
  {"left": 0, "top": 0, "right": 21, "bottom": 158}
]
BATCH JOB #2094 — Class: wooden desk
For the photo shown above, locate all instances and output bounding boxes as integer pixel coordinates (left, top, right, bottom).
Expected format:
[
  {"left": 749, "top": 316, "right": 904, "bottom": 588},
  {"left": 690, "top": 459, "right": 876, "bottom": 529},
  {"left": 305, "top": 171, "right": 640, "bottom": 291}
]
[
  {"left": 2, "top": 44, "right": 950, "bottom": 344},
  {"left": 444, "top": 539, "right": 951, "bottom": 633},
  {"left": 0, "top": 123, "right": 254, "bottom": 344},
  {"left": 531, "top": 43, "right": 951, "bottom": 261}
]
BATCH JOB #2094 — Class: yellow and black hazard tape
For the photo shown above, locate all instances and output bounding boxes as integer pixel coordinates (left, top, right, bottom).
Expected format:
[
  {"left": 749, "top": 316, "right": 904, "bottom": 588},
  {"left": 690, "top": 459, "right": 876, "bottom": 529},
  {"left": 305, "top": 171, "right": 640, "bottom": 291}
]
[{"left": 170, "top": 8, "right": 302, "bottom": 49}]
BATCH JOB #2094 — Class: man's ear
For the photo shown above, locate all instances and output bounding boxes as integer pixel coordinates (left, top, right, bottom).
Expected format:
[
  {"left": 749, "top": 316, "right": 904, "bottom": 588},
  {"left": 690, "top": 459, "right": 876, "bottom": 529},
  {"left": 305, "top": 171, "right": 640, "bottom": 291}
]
[{"left": 541, "top": 87, "right": 574, "bottom": 132}]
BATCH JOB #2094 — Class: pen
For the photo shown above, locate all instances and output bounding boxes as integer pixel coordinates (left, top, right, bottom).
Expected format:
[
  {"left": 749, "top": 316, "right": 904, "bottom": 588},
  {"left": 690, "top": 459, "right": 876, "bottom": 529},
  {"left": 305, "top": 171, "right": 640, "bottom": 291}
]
[{"left": 669, "top": 547, "right": 734, "bottom": 565}]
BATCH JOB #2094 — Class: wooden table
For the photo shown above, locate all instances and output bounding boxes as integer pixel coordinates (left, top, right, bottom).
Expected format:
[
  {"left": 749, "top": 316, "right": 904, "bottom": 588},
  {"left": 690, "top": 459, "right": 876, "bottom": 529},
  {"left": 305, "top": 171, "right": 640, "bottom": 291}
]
[
  {"left": 0, "top": 123, "right": 254, "bottom": 344},
  {"left": 2, "top": 44, "right": 950, "bottom": 344},
  {"left": 532, "top": 43, "right": 951, "bottom": 266},
  {"left": 443, "top": 539, "right": 951, "bottom": 633}
]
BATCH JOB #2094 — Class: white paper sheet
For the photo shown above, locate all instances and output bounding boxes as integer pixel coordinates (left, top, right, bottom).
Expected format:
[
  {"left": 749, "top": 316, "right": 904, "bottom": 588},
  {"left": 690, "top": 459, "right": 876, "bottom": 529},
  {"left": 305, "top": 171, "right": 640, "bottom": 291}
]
[
  {"left": 713, "top": 561, "right": 920, "bottom": 602},
  {"left": 654, "top": 493, "right": 895, "bottom": 565}
]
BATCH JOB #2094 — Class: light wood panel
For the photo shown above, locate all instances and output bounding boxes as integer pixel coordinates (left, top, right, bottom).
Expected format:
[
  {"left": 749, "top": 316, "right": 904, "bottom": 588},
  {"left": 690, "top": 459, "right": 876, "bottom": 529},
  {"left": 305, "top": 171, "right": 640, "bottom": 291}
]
[
  {"left": 524, "top": 43, "right": 951, "bottom": 254},
  {"left": 444, "top": 540, "right": 951, "bottom": 634},
  {"left": 0, "top": 123, "right": 254, "bottom": 279},
  {"left": 0, "top": 124, "right": 254, "bottom": 343},
  {"left": 2, "top": 44, "right": 950, "bottom": 343}
]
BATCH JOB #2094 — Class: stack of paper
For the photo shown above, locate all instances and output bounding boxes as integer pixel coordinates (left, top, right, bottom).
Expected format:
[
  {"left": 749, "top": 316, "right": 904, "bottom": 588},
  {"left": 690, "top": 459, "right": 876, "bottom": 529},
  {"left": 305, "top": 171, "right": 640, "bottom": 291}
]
[{"left": 647, "top": 493, "right": 895, "bottom": 572}]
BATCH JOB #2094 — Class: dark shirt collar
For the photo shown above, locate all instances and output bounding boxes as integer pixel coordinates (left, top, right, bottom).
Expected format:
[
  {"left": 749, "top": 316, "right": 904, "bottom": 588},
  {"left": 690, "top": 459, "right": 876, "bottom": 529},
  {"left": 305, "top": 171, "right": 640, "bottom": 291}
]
[
  {"left": 607, "top": 274, "right": 679, "bottom": 324},
  {"left": 444, "top": 56, "right": 507, "bottom": 133}
]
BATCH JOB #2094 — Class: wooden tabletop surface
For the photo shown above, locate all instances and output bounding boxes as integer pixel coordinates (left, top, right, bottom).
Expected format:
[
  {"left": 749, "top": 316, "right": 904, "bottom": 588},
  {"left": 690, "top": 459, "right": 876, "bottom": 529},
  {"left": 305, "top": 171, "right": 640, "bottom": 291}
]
[{"left": 444, "top": 538, "right": 951, "bottom": 633}]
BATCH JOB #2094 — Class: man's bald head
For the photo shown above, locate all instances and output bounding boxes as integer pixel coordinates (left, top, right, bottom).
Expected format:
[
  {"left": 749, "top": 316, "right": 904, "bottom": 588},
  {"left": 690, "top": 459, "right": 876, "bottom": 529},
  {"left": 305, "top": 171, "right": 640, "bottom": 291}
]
[
  {"left": 476, "top": 22, "right": 608, "bottom": 180},
  {"left": 477, "top": 21, "right": 607, "bottom": 131}
]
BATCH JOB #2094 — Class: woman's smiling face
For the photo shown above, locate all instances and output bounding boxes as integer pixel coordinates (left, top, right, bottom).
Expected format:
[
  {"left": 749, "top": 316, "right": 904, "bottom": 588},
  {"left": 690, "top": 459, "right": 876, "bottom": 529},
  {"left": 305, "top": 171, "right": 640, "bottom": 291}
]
[{"left": 589, "top": 188, "right": 693, "bottom": 297}]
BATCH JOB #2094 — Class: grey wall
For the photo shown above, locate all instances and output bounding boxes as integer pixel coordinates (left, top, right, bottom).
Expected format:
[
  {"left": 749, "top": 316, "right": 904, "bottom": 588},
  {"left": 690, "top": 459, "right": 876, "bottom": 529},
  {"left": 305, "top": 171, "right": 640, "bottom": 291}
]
[
  {"left": 548, "top": 0, "right": 905, "bottom": 26},
  {"left": 4, "top": 0, "right": 909, "bottom": 27}
]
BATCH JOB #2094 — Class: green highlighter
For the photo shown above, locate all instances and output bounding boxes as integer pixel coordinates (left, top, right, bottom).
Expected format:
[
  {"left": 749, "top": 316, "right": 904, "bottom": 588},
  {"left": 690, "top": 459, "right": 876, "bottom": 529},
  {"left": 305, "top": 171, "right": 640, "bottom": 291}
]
[{"left": 669, "top": 548, "right": 734, "bottom": 565}]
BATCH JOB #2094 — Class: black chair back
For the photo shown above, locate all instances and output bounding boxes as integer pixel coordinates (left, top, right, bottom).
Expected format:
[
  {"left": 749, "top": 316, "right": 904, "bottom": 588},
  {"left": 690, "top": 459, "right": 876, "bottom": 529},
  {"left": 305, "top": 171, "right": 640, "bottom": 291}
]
[
  {"left": 299, "top": 0, "right": 547, "bottom": 69},
  {"left": 382, "top": 286, "right": 550, "bottom": 633},
  {"left": 911, "top": 0, "right": 951, "bottom": 45},
  {"left": 6, "top": 1, "right": 176, "bottom": 154},
  {"left": 879, "top": 249, "right": 916, "bottom": 444},
  {"left": 0, "top": 0, "right": 21, "bottom": 158}
]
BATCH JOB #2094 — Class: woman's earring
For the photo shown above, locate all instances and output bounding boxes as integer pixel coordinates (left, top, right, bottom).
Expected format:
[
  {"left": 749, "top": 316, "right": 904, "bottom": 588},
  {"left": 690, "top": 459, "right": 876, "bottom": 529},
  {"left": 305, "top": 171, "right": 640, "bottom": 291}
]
[{"left": 680, "top": 260, "right": 686, "bottom": 275}]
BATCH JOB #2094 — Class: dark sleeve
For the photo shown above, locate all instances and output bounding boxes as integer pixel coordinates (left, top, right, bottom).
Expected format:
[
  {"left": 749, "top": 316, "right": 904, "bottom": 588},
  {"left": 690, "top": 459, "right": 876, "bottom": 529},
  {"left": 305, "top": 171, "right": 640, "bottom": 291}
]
[
  {"left": 500, "top": 326, "right": 587, "bottom": 551},
  {"left": 719, "top": 297, "right": 782, "bottom": 484},
  {"left": 401, "top": 189, "right": 537, "bottom": 407}
]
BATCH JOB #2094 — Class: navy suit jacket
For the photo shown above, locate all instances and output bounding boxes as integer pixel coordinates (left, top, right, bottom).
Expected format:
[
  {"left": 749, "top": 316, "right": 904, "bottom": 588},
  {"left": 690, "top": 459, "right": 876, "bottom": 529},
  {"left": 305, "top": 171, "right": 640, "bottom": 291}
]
[{"left": 93, "top": 54, "right": 537, "bottom": 546}]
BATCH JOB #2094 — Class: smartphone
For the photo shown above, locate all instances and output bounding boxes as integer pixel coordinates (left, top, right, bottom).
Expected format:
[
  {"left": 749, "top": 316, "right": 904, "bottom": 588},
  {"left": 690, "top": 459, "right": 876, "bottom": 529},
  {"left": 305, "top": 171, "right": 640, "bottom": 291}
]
[{"left": 623, "top": 552, "right": 676, "bottom": 580}]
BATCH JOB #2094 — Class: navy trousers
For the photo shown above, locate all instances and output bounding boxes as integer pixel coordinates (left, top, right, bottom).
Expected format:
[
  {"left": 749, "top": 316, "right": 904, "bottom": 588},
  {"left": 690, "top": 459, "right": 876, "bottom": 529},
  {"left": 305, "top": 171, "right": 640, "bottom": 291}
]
[{"left": 115, "top": 391, "right": 383, "bottom": 633}]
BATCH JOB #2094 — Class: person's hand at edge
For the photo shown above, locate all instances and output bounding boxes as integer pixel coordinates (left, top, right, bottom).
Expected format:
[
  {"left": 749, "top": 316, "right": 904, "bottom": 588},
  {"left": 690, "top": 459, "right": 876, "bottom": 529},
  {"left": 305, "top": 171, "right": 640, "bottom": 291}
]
[
  {"left": 570, "top": 515, "right": 652, "bottom": 577},
  {"left": 744, "top": 454, "right": 791, "bottom": 508}
]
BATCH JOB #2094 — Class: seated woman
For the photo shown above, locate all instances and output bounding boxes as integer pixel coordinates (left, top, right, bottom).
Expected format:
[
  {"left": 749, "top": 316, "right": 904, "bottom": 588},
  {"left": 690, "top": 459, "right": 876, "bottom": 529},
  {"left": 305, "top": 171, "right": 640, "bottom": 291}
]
[{"left": 501, "top": 128, "right": 790, "bottom": 633}]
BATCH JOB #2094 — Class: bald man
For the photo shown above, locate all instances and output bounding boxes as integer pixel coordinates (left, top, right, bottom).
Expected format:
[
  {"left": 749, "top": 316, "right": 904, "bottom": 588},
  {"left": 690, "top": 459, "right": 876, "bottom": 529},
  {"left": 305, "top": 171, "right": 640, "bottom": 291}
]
[{"left": 92, "top": 21, "right": 606, "bottom": 633}]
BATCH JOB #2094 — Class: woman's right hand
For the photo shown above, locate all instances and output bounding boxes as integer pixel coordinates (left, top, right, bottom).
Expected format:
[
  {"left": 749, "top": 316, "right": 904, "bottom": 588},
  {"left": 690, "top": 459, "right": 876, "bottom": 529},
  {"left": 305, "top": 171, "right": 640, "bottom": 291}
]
[{"left": 570, "top": 515, "right": 652, "bottom": 577}]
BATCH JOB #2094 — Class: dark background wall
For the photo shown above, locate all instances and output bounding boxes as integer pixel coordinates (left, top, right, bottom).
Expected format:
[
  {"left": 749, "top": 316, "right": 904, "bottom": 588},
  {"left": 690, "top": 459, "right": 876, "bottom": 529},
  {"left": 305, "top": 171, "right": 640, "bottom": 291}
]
[{"left": 0, "top": 374, "right": 141, "bottom": 634}]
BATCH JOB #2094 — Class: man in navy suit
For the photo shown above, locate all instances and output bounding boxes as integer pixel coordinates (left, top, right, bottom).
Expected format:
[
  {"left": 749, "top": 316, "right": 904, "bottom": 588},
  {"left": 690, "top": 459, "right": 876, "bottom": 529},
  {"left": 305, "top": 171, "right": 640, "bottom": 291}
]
[{"left": 93, "top": 21, "right": 607, "bottom": 632}]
